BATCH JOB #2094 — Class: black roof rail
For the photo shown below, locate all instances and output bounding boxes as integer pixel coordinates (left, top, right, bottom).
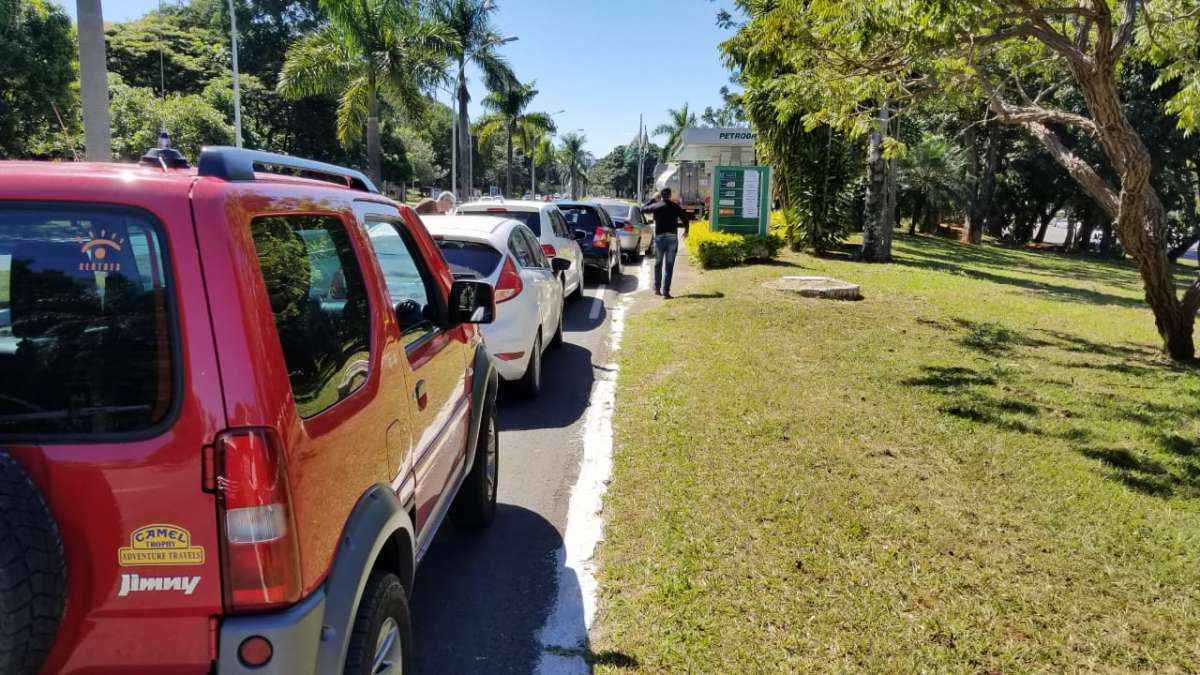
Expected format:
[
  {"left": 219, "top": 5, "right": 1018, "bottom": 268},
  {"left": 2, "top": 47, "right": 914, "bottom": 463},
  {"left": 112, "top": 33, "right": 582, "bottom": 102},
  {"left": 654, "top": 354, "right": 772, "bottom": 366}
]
[{"left": 197, "top": 146, "right": 379, "bottom": 193}]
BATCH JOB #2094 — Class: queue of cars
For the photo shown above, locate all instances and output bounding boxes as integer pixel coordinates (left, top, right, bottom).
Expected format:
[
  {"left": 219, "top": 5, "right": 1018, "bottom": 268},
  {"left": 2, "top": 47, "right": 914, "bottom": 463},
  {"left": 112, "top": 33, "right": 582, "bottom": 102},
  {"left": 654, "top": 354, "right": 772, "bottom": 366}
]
[
  {"left": 424, "top": 197, "right": 648, "bottom": 395},
  {"left": 0, "top": 138, "right": 649, "bottom": 674}
]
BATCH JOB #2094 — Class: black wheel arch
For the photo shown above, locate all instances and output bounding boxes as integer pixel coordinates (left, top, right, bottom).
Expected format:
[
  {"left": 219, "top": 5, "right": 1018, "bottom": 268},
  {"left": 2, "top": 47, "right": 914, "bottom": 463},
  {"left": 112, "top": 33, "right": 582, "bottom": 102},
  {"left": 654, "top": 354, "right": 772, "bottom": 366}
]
[
  {"left": 313, "top": 484, "right": 416, "bottom": 674},
  {"left": 463, "top": 343, "right": 500, "bottom": 479}
]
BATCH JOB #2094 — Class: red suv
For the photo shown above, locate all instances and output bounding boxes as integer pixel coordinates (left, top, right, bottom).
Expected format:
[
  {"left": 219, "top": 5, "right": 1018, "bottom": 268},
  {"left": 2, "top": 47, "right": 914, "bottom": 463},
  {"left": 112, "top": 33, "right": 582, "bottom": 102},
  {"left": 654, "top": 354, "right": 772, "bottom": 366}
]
[{"left": 0, "top": 147, "right": 500, "bottom": 674}]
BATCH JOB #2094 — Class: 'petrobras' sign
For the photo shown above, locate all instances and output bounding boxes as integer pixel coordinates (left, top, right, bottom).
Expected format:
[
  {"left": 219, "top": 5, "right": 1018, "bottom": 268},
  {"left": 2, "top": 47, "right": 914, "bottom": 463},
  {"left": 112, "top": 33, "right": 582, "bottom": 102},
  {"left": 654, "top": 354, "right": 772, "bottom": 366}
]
[{"left": 681, "top": 128, "right": 758, "bottom": 147}]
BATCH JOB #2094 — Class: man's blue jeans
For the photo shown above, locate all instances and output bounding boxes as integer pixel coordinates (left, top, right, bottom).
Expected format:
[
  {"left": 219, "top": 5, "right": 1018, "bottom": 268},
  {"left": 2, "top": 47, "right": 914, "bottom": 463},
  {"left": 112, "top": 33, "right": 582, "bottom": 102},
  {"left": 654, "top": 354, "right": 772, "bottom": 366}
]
[{"left": 653, "top": 234, "right": 679, "bottom": 295}]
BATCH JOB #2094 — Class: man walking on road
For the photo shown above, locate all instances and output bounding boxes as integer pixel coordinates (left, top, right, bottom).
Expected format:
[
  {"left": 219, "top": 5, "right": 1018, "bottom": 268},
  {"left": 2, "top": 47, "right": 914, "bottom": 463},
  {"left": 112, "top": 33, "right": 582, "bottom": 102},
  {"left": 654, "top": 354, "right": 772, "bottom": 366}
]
[{"left": 643, "top": 188, "right": 691, "bottom": 299}]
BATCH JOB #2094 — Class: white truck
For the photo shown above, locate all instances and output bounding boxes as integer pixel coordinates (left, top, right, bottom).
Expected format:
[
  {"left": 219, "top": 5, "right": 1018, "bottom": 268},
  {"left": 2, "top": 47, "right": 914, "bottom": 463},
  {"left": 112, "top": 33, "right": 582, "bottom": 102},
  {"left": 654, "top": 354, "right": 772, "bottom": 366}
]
[{"left": 653, "top": 161, "right": 709, "bottom": 218}]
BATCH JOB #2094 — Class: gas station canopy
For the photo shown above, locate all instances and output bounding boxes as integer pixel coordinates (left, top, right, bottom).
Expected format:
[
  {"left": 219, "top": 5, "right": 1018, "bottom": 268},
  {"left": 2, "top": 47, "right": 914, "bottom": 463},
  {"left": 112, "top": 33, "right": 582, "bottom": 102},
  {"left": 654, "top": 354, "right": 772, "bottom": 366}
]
[{"left": 674, "top": 127, "right": 758, "bottom": 165}]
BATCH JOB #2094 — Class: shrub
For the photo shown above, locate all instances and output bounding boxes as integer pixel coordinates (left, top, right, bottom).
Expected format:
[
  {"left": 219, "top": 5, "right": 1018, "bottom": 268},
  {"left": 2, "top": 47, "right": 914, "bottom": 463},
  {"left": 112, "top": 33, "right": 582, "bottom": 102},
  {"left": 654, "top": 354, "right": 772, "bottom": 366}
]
[
  {"left": 742, "top": 234, "right": 784, "bottom": 261},
  {"left": 687, "top": 220, "right": 783, "bottom": 269}
]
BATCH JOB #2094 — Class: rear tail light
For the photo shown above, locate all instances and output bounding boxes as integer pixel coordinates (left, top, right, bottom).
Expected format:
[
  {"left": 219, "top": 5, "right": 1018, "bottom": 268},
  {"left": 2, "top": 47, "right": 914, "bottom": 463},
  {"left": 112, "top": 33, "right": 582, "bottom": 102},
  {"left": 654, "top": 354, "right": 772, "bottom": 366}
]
[
  {"left": 541, "top": 244, "right": 556, "bottom": 257},
  {"left": 495, "top": 256, "right": 524, "bottom": 303},
  {"left": 593, "top": 227, "right": 608, "bottom": 248},
  {"left": 216, "top": 429, "right": 302, "bottom": 612}
]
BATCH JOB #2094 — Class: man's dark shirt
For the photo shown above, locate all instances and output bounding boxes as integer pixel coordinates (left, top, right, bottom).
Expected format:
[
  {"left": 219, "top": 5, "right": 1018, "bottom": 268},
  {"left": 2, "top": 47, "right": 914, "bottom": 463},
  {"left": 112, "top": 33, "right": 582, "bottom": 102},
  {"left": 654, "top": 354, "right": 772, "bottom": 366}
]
[{"left": 642, "top": 197, "right": 691, "bottom": 237}]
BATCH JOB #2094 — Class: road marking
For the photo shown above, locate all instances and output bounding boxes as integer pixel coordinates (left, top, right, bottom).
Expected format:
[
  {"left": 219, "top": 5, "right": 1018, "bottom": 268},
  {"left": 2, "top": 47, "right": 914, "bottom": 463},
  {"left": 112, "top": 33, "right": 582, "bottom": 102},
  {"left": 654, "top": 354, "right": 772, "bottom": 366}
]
[{"left": 535, "top": 259, "right": 648, "bottom": 674}]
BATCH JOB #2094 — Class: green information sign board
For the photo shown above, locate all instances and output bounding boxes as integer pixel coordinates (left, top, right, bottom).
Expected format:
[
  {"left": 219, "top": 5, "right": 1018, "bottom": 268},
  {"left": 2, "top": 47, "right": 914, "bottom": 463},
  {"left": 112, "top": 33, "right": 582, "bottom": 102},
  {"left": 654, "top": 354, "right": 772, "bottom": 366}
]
[{"left": 711, "top": 165, "right": 771, "bottom": 235}]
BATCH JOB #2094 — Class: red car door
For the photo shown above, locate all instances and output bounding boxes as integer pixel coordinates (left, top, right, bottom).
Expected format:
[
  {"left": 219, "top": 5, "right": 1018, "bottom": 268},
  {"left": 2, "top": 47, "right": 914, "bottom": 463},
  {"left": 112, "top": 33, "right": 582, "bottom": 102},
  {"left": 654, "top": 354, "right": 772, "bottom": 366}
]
[{"left": 359, "top": 208, "right": 472, "bottom": 550}]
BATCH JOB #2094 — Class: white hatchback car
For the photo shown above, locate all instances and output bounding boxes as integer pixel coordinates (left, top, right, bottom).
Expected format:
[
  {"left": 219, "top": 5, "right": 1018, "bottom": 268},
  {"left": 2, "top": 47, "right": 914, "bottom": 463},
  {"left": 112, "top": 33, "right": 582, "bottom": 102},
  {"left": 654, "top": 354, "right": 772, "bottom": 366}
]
[
  {"left": 422, "top": 215, "right": 567, "bottom": 397},
  {"left": 454, "top": 199, "right": 585, "bottom": 301}
]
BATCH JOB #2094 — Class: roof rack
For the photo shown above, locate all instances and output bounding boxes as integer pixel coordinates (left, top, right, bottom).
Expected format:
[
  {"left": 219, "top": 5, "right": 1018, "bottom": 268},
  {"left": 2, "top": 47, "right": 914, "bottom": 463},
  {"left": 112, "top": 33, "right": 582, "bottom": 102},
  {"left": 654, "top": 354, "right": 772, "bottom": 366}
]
[{"left": 197, "top": 146, "right": 379, "bottom": 193}]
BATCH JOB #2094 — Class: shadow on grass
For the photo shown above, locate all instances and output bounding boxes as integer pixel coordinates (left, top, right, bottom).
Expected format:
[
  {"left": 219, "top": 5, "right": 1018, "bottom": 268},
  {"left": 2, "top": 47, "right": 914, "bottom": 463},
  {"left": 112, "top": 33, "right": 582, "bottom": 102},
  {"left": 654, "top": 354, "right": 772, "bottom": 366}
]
[
  {"left": 544, "top": 646, "right": 640, "bottom": 669},
  {"left": 677, "top": 291, "right": 725, "bottom": 300},
  {"left": 906, "top": 316, "right": 1199, "bottom": 498},
  {"left": 886, "top": 233, "right": 1193, "bottom": 310}
]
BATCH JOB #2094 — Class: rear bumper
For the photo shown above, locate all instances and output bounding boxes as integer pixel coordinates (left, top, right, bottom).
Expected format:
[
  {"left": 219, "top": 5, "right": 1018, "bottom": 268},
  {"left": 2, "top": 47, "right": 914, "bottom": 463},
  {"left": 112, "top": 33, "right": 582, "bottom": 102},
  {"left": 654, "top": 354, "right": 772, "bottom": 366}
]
[
  {"left": 581, "top": 249, "right": 612, "bottom": 270},
  {"left": 482, "top": 308, "right": 535, "bottom": 381},
  {"left": 217, "top": 588, "right": 325, "bottom": 674}
]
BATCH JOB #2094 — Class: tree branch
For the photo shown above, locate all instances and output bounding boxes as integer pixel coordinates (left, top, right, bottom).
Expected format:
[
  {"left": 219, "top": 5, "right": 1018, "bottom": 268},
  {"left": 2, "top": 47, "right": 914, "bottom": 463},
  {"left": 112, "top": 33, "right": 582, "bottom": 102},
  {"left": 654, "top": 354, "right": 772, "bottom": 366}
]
[{"left": 1110, "top": 0, "right": 1139, "bottom": 63}]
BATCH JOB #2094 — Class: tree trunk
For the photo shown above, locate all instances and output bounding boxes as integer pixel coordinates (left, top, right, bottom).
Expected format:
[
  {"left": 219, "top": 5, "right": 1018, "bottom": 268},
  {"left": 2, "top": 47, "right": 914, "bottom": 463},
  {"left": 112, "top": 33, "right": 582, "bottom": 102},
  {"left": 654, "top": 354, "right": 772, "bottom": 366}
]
[
  {"left": 1078, "top": 69, "right": 1195, "bottom": 360},
  {"left": 981, "top": 129, "right": 1002, "bottom": 240},
  {"left": 76, "top": 0, "right": 111, "bottom": 160},
  {"left": 964, "top": 123, "right": 984, "bottom": 243},
  {"left": 366, "top": 79, "right": 381, "bottom": 186},
  {"left": 1033, "top": 198, "right": 1066, "bottom": 244},
  {"left": 861, "top": 104, "right": 892, "bottom": 262},
  {"left": 456, "top": 61, "right": 471, "bottom": 199},
  {"left": 505, "top": 122, "right": 514, "bottom": 196}
]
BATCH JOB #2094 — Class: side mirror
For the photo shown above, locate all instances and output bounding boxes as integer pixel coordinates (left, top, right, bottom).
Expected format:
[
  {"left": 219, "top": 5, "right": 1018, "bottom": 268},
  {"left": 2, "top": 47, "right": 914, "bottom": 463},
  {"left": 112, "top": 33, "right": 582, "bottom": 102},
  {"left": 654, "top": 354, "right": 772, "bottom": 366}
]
[
  {"left": 447, "top": 279, "right": 496, "bottom": 325},
  {"left": 551, "top": 258, "right": 572, "bottom": 274}
]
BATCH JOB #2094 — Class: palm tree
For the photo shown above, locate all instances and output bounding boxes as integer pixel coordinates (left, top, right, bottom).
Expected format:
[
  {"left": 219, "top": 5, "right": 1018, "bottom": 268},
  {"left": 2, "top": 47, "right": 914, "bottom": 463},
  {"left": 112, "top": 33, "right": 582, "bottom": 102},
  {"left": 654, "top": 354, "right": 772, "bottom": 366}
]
[
  {"left": 899, "top": 133, "right": 966, "bottom": 234},
  {"left": 558, "top": 132, "right": 588, "bottom": 199},
  {"left": 278, "top": 0, "right": 454, "bottom": 185},
  {"left": 435, "top": 0, "right": 516, "bottom": 198},
  {"left": 653, "top": 104, "right": 697, "bottom": 160},
  {"left": 518, "top": 129, "right": 555, "bottom": 196},
  {"left": 475, "top": 81, "right": 555, "bottom": 196}
]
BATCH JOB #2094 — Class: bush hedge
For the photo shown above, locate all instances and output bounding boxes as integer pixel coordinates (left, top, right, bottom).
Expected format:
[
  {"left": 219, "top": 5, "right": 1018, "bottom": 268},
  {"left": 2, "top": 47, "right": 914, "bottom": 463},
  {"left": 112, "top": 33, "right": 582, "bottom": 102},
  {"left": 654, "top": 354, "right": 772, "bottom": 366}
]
[{"left": 686, "top": 219, "right": 784, "bottom": 269}]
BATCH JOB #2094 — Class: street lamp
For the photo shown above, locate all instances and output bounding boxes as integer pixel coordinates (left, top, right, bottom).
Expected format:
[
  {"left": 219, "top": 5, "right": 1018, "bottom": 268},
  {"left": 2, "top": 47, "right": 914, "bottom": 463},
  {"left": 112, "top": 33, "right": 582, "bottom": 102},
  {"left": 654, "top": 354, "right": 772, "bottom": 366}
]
[{"left": 76, "top": 0, "right": 111, "bottom": 160}]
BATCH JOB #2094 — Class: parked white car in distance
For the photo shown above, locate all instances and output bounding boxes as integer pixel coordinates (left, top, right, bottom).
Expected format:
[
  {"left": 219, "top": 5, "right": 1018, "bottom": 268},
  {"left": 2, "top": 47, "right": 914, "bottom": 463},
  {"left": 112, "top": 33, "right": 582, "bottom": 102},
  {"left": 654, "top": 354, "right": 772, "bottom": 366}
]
[
  {"left": 454, "top": 199, "right": 585, "bottom": 301},
  {"left": 421, "top": 215, "right": 567, "bottom": 397}
]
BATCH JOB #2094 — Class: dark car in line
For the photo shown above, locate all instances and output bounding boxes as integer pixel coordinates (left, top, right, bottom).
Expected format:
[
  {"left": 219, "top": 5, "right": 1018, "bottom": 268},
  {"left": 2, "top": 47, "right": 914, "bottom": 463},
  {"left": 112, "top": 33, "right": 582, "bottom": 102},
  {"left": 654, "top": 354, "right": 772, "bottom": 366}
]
[{"left": 555, "top": 200, "right": 623, "bottom": 284}]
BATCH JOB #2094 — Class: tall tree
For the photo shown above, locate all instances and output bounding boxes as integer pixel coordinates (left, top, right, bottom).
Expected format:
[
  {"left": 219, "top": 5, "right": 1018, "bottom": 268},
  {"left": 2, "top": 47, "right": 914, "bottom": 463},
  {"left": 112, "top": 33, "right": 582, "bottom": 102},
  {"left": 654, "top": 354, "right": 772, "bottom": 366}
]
[
  {"left": 434, "top": 0, "right": 515, "bottom": 197},
  {"left": 558, "top": 132, "right": 589, "bottom": 199},
  {"left": 653, "top": 104, "right": 697, "bottom": 160},
  {"left": 474, "top": 81, "right": 554, "bottom": 196},
  {"left": 278, "top": 0, "right": 453, "bottom": 184},
  {"left": 720, "top": 0, "right": 1200, "bottom": 362},
  {"left": 0, "top": 0, "right": 76, "bottom": 158}
]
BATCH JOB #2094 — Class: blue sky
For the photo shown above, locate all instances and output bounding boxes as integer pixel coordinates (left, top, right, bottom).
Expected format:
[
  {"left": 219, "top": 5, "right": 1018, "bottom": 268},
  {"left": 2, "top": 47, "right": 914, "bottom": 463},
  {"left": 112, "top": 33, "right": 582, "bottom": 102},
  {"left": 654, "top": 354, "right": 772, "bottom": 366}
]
[{"left": 60, "top": 0, "right": 741, "bottom": 157}]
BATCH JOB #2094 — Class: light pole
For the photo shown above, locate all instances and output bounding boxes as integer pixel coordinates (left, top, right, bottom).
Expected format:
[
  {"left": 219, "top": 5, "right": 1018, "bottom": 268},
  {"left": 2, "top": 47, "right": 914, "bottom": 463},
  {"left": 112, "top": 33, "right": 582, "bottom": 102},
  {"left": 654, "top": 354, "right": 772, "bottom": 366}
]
[
  {"left": 636, "top": 113, "right": 647, "bottom": 202},
  {"left": 227, "top": 0, "right": 243, "bottom": 147},
  {"left": 76, "top": 0, "right": 111, "bottom": 161}
]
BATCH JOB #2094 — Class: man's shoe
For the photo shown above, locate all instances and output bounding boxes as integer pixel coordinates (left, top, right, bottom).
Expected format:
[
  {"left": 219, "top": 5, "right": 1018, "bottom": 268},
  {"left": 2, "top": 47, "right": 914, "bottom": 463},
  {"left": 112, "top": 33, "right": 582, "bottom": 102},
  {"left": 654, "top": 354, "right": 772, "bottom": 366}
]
[
  {"left": 653, "top": 288, "right": 661, "bottom": 296},
  {"left": 663, "top": 292, "right": 673, "bottom": 300}
]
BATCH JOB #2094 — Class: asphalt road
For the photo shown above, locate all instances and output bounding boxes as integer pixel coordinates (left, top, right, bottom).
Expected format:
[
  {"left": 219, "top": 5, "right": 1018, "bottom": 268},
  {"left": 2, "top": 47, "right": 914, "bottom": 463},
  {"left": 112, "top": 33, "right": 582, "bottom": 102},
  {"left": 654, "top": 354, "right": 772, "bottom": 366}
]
[{"left": 411, "top": 259, "right": 644, "bottom": 674}]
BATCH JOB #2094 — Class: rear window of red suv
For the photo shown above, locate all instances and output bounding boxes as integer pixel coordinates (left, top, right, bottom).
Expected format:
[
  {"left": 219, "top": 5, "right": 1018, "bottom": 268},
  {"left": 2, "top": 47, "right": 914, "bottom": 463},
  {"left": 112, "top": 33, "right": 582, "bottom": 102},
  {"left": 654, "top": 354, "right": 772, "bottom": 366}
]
[{"left": 0, "top": 203, "right": 176, "bottom": 437}]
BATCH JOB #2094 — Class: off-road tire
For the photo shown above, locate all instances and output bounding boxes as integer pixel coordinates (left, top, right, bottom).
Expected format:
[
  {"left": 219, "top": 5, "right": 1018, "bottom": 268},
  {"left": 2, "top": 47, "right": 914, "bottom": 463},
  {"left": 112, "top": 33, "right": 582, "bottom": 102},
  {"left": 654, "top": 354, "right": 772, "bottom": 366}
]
[
  {"left": 516, "top": 334, "right": 543, "bottom": 398},
  {"left": 342, "top": 572, "right": 412, "bottom": 675},
  {"left": 0, "top": 452, "right": 67, "bottom": 675},
  {"left": 451, "top": 406, "right": 499, "bottom": 529}
]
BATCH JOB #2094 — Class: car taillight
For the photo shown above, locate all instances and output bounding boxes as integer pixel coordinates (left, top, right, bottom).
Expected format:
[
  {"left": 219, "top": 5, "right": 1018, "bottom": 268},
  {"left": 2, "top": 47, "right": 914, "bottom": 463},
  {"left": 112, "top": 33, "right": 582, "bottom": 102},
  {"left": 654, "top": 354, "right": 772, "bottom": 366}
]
[
  {"left": 593, "top": 227, "right": 608, "bottom": 248},
  {"left": 495, "top": 256, "right": 523, "bottom": 303},
  {"left": 541, "top": 244, "right": 556, "bottom": 257},
  {"left": 216, "top": 429, "right": 302, "bottom": 612}
]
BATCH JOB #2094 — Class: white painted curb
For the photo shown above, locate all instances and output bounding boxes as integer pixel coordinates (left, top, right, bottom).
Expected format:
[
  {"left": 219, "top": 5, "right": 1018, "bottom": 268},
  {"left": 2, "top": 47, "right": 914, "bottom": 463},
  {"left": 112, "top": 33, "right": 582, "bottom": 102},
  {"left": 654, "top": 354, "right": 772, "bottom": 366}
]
[{"left": 535, "top": 259, "right": 652, "bottom": 673}]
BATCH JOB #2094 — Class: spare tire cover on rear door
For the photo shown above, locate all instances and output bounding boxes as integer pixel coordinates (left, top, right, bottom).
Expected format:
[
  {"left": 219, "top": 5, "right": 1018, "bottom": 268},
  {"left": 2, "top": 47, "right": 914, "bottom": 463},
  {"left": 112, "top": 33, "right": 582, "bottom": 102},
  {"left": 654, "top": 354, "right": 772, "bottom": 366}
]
[{"left": 0, "top": 451, "right": 67, "bottom": 675}]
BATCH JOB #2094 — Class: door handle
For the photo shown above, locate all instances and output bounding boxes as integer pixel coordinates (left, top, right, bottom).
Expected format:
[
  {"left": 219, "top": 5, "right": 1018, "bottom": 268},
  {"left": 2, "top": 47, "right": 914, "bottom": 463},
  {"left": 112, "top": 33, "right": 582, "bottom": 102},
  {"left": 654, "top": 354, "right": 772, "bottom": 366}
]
[{"left": 414, "top": 379, "right": 428, "bottom": 411}]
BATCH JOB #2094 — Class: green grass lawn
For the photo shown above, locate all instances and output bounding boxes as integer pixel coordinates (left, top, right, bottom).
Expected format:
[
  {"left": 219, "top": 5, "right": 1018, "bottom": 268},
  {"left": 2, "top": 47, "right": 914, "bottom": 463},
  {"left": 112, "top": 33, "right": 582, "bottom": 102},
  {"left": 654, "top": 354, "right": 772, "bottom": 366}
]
[{"left": 594, "top": 233, "right": 1200, "bottom": 672}]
